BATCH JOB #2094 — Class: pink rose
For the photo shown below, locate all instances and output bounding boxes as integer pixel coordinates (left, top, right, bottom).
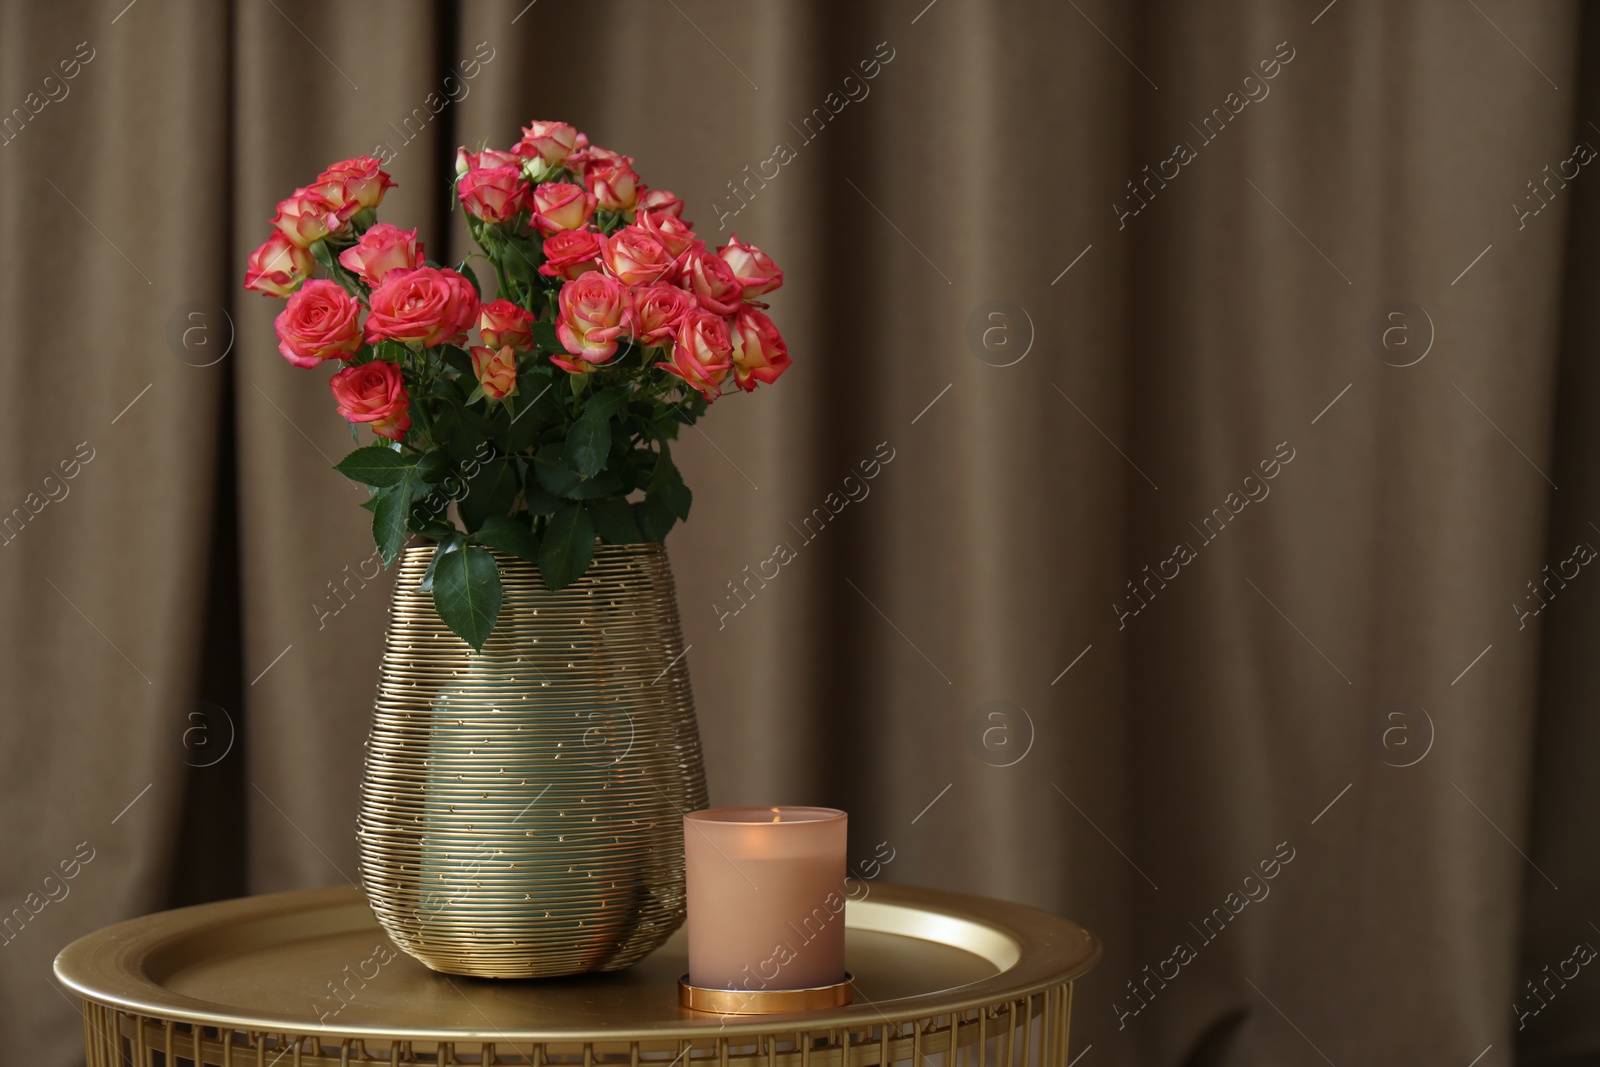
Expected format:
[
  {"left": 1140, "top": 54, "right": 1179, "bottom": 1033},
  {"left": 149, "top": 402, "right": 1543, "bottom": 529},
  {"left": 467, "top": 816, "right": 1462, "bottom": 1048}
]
[
  {"left": 513, "top": 121, "right": 579, "bottom": 167},
  {"left": 659, "top": 308, "right": 732, "bottom": 401},
  {"left": 471, "top": 345, "right": 519, "bottom": 400},
  {"left": 338, "top": 223, "right": 424, "bottom": 286},
  {"left": 632, "top": 283, "right": 696, "bottom": 346},
  {"left": 566, "top": 142, "right": 629, "bottom": 181},
  {"left": 638, "top": 209, "right": 703, "bottom": 260},
  {"left": 317, "top": 156, "right": 396, "bottom": 211},
  {"left": 478, "top": 299, "right": 534, "bottom": 350},
  {"left": 554, "top": 273, "right": 634, "bottom": 371},
  {"left": 637, "top": 188, "right": 686, "bottom": 218},
  {"left": 458, "top": 166, "right": 532, "bottom": 224},
  {"left": 364, "top": 266, "right": 480, "bottom": 347},
  {"left": 600, "top": 227, "right": 674, "bottom": 286},
  {"left": 718, "top": 235, "right": 783, "bottom": 299},
  {"left": 308, "top": 180, "right": 366, "bottom": 235},
  {"left": 456, "top": 147, "right": 521, "bottom": 175},
  {"left": 729, "top": 306, "right": 790, "bottom": 391},
  {"left": 532, "top": 182, "right": 597, "bottom": 235},
  {"left": 273, "top": 280, "right": 362, "bottom": 368},
  {"left": 330, "top": 361, "right": 411, "bottom": 441},
  {"left": 537, "top": 229, "right": 604, "bottom": 280},
  {"left": 243, "top": 232, "right": 315, "bottom": 297},
  {"left": 272, "top": 185, "right": 345, "bottom": 248},
  {"left": 586, "top": 159, "right": 640, "bottom": 213},
  {"left": 677, "top": 249, "right": 743, "bottom": 316}
]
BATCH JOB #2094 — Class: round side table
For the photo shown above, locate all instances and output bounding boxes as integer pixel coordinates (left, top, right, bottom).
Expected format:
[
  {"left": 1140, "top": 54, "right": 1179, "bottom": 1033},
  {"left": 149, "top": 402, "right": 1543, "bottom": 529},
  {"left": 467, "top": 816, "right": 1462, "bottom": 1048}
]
[{"left": 55, "top": 882, "right": 1098, "bottom": 1067}]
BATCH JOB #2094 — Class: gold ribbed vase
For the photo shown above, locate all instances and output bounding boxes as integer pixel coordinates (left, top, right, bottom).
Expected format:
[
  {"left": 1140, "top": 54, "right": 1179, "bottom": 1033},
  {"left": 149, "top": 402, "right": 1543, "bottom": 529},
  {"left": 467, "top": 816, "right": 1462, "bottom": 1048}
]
[{"left": 357, "top": 542, "right": 708, "bottom": 978}]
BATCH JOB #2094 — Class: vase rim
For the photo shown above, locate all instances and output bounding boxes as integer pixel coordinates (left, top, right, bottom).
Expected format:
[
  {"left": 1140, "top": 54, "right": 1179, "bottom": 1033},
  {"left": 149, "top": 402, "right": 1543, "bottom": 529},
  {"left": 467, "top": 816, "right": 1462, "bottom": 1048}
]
[{"left": 402, "top": 539, "right": 665, "bottom": 560}]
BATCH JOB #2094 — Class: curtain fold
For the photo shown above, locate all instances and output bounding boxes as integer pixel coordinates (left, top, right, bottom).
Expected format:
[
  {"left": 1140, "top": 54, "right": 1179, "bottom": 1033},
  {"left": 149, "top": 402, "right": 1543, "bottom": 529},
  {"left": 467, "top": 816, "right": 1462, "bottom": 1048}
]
[{"left": 3, "top": 2, "right": 1597, "bottom": 1065}]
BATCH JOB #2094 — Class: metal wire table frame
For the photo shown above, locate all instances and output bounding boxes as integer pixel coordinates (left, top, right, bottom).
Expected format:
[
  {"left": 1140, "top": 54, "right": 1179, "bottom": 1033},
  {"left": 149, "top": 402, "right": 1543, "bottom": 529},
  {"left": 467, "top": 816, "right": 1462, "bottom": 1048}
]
[{"left": 55, "top": 882, "right": 1099, "bottom": 1067}]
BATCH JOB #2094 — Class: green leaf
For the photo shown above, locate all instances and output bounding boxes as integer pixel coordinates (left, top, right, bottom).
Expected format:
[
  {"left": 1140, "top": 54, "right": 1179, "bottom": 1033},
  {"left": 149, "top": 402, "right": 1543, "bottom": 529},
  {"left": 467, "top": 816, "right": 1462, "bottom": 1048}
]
[
  {"left": 502, "top": 402, "right": 543, "bottom": 454},
  {"left": 538, "top": 503, "right": 596, "bottom": 590},
  {"left": 567, "top": 411, "right": 611, "bottom": 478},
  {"left": 649, "top": 449, "right": 692, "bottom": 520},
  {"left": 433, "top": 403, "right": 497, "bottom": 464},
  {"left": 634, "top": 496, "right": 678, "bottom": 542},
  {"left": 523, "top": 479, "right": 561, "bottom": 518},
  {"left": 457, "top": 457, "right": 519, "bottom": 532},
  {"left": 336, "top": 444, "right": 409, "bottom": 488},
  {"left": 647, "top": 447, "right": 678, "bottom": 492},
  {"left": 439, "top": 346, "right": 474, "bottom": 377},
  {"left": 473, "top": 515, "right": 540, "bottom": 564},
  {"left": 530, "top": 320, "right": 560, "bottom": 354},
  {"left": 455, "top": 260, "right": 481, "bottom": 296},
  {"left": 657, "top": 479, "right": 692, "bottom": 521},
  {"left": 624, "top": 455, "right": 655, "bottom": 492},
  {"left": 432, "top": 545, "right": 503, "bottom": 651},
  {"left": 524, "top": 476, "right": 563, "bottom": 518},
  {"left": 374, "top": 339, "right": 411, "bottom": 365},
  {"left": 588, "top": 497, "right": 641, "bottom": 544},
  {"left": 373, "top": 470, "right": 426, "bottom": 565},
  {"left": 416, "top": 450, "right": 451, "bottom": 483},
  {"left": 583, "top": 389, "right": 627, "bottom": 423},
  {"left": 308, "top": 239, "right": 338, "bottom": 274},
  {"left": 533, "top": 444, "right": 583, "bottom": 496},
  {"left": 419, "top": 531, "right": 465, "bottom": 593},
  {"left": 408, "top": 510, "right": 457, "bottom": 540},
  {"left": 564, "top": 469, "right": 625, "bottom": 500}
]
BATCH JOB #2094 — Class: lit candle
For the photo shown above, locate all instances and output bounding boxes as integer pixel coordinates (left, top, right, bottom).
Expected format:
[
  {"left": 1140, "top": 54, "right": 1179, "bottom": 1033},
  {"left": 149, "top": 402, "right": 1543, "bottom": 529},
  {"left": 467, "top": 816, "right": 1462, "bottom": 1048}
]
[{"left": 684, "top": 807, "right": 848, "bottom": 992}]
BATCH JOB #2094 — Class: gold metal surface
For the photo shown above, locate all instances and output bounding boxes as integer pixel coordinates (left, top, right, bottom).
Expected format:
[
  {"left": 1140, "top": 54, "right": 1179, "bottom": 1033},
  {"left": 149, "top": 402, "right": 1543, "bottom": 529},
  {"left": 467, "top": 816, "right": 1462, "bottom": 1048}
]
[
  {"left": 55, "top": 882, "right": 1097, "bottom": 1039},
  {"left": 678, "top": 973, "right": 855, "bottom": 1013},
  {"left": 358, "top": 542, "right": 708, "bottom": 978}
]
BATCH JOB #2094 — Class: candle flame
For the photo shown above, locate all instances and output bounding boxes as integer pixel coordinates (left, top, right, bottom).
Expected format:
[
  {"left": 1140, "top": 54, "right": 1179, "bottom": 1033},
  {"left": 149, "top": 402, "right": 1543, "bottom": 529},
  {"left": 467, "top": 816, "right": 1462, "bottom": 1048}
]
[{"left": 771, "top": 807, "right": 781, "bottom": 823}]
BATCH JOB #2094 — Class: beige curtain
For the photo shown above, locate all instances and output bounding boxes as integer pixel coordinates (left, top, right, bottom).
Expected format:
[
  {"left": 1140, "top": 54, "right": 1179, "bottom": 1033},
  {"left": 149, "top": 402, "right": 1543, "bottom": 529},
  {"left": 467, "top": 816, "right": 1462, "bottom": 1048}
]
[{"left": 3, "top": 1, "right": 1596, "bottom": 1063}]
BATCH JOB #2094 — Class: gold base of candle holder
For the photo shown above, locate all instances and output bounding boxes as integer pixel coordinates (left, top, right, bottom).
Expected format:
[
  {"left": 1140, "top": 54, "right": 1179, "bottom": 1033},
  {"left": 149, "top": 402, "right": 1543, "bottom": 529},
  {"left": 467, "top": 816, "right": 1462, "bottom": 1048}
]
[{"left": 678, "top": 973, "right": 855, "bottom": 1014}]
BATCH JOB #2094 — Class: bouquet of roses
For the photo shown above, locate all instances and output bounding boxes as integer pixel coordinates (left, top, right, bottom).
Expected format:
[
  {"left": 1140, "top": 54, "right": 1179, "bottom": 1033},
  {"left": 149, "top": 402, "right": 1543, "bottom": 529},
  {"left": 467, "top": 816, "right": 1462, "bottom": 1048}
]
[{"left": 243, "top": 121, "right": 789, "bottom": 649}]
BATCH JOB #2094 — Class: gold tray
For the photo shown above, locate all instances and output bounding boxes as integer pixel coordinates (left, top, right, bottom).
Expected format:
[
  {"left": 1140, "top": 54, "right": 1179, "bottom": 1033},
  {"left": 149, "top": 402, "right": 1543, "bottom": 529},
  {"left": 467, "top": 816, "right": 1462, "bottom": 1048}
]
[{"left": 55, "top": 882, "right": 1098, "bottom": 1043}]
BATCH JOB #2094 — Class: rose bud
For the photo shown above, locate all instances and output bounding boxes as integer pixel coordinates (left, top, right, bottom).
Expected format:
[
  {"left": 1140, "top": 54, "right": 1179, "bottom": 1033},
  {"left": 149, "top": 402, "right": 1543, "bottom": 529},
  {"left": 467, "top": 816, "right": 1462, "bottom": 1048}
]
[
  {"left": 586, "top": 159, "right": 640, "bottom": 213},
  {"left": 729, "top": 306, "right": 790, "bottom": 391},
  {"left": 658, "top": 308, "right": 733, "bottom": 401},
  {"left": 600, "top": 227, "right": 674, "bottom": 286},
  {"left": 244, "top": 232, "right": 316, "bottom": 297},
  {"left": 553, "top": 273, "right": 635, "bottom": 371},
  {"left": 537, "top": 229, "right": 604, "bottom": 281},
  {"left": 513, "top": 121, "right": 579, "bottom": 168},
  {"left": 455, "top": 147, "right": 521, "bottom": 175},
  {"left": 317, "top": 156, "right": 397, "bottom": 211},
  {"left": 478, "top": 299, "right": 535, "bottom": 350},
  {"left": 458, "top": 166, "right": 532, "bottom": 224},
  {"left": 633, "top": 283, "right": 696, "bottom": 346},
  {"left": 677, "top": 249, "right": 743, "bottom": 316},
  {"left": 364, "top": 265, "right": 480, "bottom": 347},
  {"left": 338, "top": 223, "right": 424, "bottom": 286},
  {"left": 718, "top": 235, "right": 784, "bottom": 299},
  {"left": 470, "top": 344, "right": 519, "bottom": 400},
  {"left": 638, "top": 209, "right": 703, "bottom": 260},
  {"left": 273, "top": 280, "right": 362, "bottom": 368},
  {"left": 330, "top": 361, "right": 411, "bottom": 441},
  {"left": 272, "top": 185, "right": 343, "bottom": 248},
  {"left": 532, "top": 182, "right": 597, "bottom": 235},
  {"left": 637, "top": 188, "right": 686, "bottom": 219}
]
